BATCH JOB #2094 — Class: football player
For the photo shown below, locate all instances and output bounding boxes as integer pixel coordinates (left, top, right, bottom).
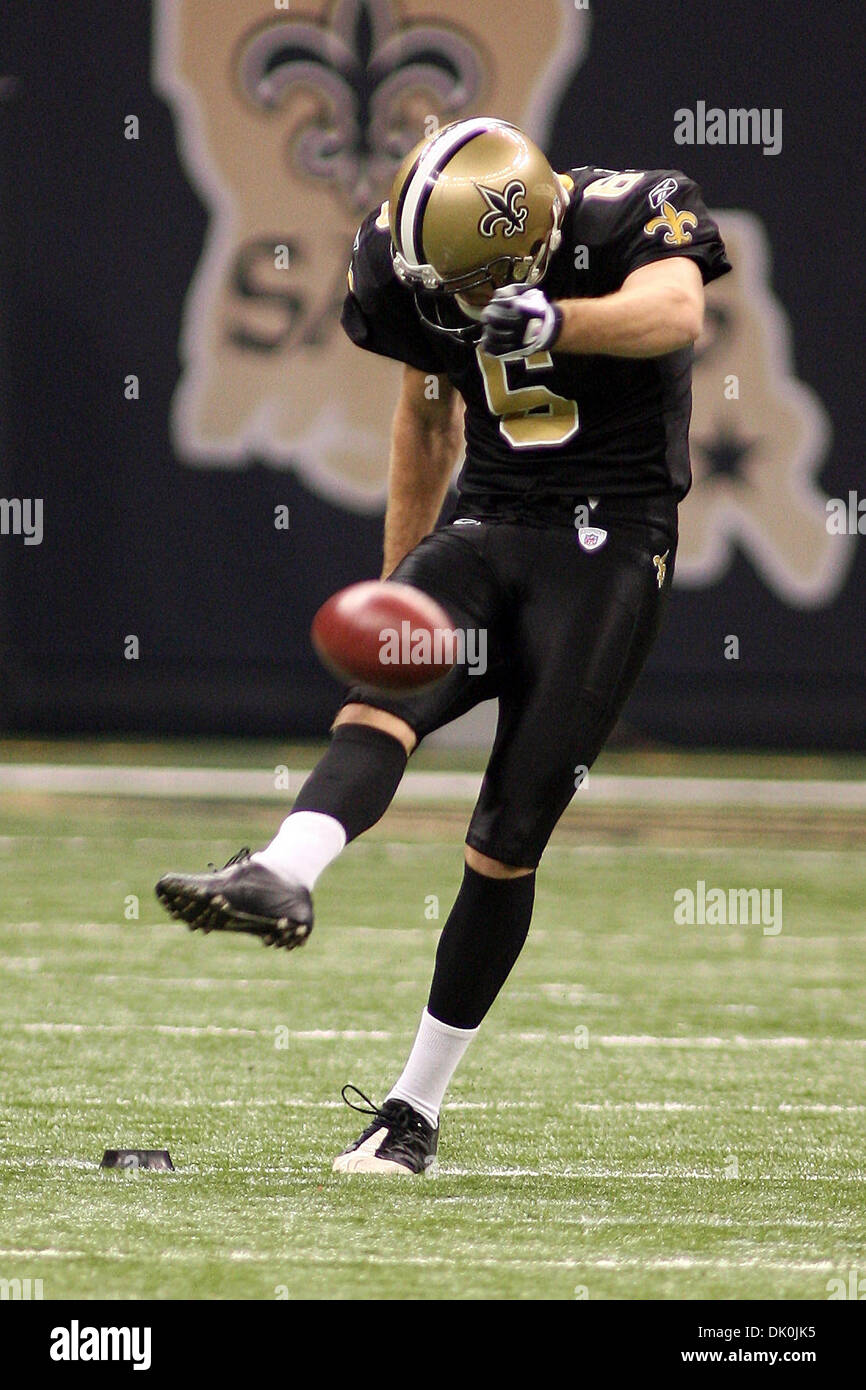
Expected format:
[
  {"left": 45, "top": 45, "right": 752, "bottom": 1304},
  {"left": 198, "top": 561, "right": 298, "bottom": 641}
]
[{"left": 156, "top": 117, "right": 730, "bottom": 1174}]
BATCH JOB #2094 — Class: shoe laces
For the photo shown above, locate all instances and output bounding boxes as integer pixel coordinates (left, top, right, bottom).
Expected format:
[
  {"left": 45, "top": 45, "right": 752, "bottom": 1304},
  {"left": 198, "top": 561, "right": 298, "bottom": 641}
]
[
  {"left": 340, "top": 1084, "right": 432, "bottom": 1150},
  {"left": 341, "top": 1083, "right": 389, "bottom": 1122},
  {"left": 207, "top": 846, "right": 251, "bottom": 872}
]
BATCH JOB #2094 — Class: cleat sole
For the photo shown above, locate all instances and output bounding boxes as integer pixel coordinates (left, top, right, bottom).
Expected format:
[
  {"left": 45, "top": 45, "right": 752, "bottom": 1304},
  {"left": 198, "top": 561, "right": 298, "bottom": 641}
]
[{"left": 155, "top": 881, "right": 311, "bottom": 951}]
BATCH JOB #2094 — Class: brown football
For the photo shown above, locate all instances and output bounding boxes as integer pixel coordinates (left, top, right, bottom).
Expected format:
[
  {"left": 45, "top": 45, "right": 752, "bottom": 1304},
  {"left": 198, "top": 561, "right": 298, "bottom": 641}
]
[{"left": 311, "top": 581, "right": 458, "bottom": 691}]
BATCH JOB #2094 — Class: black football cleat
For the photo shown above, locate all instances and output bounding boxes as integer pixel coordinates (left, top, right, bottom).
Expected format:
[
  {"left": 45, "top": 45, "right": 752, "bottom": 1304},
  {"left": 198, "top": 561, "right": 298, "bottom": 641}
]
[
  {"left": 155, "top": 848, "right": 313, "bottom": 951},
  {"left": 332, "top": 1085, "right": 439, "bottom": 1175}
]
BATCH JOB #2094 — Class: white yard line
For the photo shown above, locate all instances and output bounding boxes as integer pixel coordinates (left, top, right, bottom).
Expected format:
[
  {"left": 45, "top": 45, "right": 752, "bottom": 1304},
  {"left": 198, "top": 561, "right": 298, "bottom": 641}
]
[
  {"left": 4, "top": 1157, "right": 864, "bottom": 1184},
  {"left": 4, "top": 1096, "right": 863, "bottom": 1114},
  {"left": 0, "top": 1022, "right": 397, "bottom": 1039},
  {"left": 584, "top": 1256, "right": 839, "bottom": 1271},
  {"left": 1, "top": 763, "right": 865, "bottom": 808},
  {"left": 524, "top": 1033, "right": 866, "bottom": 1049},
  {"left": 438, "top": 1167, "right": 866, "bottom": 1182},
  {"left": 3, "top": 1021, "right": 865, "bottom": 1049},
  {"left": 3, "top": 1153, "right": 863, "bottom": 1185},
  {"left": 1, "top": 835, "right": 864, "bottom": 860},
  {"left": 0, "top": 1244, "right": 847, "bottom": 1271},
  {"left": 0, "top": 1247, "right": 88, "bottom": 1259}
]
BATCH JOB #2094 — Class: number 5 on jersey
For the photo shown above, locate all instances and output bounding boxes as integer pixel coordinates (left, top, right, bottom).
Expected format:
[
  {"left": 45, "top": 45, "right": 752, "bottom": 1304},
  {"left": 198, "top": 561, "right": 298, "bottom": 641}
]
[{"left": 476, "top": 347, "right": 579, "bottom": 448}]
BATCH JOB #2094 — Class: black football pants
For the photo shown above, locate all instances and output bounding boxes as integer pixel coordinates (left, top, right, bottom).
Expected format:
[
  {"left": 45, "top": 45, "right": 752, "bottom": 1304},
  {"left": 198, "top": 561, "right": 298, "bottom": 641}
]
[{"left": 338, "top": 495, "right": 677, "bottom": 868}]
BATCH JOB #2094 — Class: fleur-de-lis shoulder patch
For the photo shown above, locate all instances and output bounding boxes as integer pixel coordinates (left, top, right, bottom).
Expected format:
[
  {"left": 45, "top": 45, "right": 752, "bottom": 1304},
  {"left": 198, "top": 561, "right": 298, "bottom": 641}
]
[{"left": 644, "top": 201, "right": 699, "bottom": 247}]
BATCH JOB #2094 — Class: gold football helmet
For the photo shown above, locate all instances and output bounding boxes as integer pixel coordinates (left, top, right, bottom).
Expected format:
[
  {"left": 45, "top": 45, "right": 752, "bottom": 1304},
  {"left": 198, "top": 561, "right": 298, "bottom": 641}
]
[{"left": 388, "top": 117, "right": 569, "bottom": 303}]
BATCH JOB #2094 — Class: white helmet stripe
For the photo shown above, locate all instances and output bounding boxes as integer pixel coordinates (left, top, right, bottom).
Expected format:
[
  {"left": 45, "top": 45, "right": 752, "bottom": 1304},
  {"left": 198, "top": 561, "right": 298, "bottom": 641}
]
[{"left": 398, "top": 118, "right": 507, "bottom": 270}]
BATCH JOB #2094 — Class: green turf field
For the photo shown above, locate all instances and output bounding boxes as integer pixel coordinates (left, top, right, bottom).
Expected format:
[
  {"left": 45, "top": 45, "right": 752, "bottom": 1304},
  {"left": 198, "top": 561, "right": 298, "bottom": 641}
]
[{"left": 1, "top": 772, "right": 865, "bottom": 1301}]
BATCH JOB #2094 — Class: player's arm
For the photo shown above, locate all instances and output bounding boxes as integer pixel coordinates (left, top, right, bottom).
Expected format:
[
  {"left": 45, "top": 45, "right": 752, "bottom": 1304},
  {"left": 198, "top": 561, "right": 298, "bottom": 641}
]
[
  {"left": 480, "top": 257, "right": 705, "bottom": 361},
  {"left": 381, "top": 366, "right": 464, "bottom": 579},
  {"left": 554, "top": 257, "right": 705, "bottom": 357}
]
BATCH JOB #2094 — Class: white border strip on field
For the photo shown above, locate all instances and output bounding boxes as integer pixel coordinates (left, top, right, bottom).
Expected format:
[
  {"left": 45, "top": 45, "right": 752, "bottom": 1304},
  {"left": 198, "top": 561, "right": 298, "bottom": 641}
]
[{"left": 1, "top": 763, "right": 866, "bottom": 809}]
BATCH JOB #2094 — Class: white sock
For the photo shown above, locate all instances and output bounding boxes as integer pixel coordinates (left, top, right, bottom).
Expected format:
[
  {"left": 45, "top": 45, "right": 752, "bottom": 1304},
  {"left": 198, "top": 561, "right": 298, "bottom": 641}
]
[
  {"left": 252, "top": 811, "right": 346, "bottom": 890},
  {"left": 387, "top": 1008, "right": 479, "bottom": 1127}
]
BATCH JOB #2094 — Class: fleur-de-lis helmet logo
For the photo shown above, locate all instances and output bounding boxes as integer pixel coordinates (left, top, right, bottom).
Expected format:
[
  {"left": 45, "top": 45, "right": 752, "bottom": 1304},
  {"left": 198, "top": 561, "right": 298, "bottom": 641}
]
[
  {"left": 237, "top": 0, "right": 483, "bottom": 211},
  {"left": 475, "top": 179, "right": 529, "bottom": 238}
]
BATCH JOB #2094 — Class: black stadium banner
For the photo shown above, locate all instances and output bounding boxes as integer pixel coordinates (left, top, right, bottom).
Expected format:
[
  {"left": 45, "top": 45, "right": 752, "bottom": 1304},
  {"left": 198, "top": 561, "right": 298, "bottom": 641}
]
[{"left": 1, "top": 1, "right": 862, "bottom": 746}]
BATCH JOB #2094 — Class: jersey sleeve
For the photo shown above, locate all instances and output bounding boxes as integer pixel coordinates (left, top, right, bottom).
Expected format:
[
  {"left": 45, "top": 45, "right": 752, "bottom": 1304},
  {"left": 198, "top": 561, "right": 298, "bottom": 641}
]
[
  {"left": 610, "top": 171, "right": 731, "bottom": 285},
  {"left": 340, "top": 208, "right": 448, "bottom": 373}
]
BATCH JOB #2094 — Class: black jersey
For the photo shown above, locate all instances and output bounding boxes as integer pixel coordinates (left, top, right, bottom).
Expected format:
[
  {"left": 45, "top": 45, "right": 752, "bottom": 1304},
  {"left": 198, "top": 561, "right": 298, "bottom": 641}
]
[{"left": 341, "top": 166, "right": 731, "bottom": 514}]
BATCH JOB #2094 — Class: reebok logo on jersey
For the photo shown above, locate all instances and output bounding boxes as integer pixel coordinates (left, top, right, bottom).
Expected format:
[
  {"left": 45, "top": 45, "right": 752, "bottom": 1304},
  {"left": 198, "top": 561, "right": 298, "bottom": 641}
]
[
  {"left": 648, "top": 177, "right": 679, "bottom": 209},
  {"left": 577, "top": 527, "right": 608, "bottom": 552}
]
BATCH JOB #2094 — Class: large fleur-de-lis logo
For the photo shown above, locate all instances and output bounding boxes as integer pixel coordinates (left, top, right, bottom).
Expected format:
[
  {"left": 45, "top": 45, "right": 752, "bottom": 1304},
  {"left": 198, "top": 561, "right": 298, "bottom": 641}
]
[
  {"left": 475, "top": 179, "right": 529, "bottom": 238},
  {"left": 237, "top": 0, "right": 483, "bottom": 212},
  {"left": 154, "top": 0, "right": 591, "bottom": 506},
  {"left": 644, "top": 201, "right": 699, "bottom": 246}
]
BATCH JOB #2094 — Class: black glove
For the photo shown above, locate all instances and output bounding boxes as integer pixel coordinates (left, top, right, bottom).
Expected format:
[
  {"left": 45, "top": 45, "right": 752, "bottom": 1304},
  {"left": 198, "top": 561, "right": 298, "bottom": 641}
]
[{"left": 478, "top": 284, "right": 563, "bottom": 359}]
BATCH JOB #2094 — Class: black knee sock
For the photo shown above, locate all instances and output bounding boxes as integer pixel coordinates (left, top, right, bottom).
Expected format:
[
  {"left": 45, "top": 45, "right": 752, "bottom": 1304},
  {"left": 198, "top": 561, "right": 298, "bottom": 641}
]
[
  {"left": 427, "top": 864, "right": 536, "bottom": 1030},
  {"left": 291, "top": 724, "right": 408, "bottom": 842}
]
